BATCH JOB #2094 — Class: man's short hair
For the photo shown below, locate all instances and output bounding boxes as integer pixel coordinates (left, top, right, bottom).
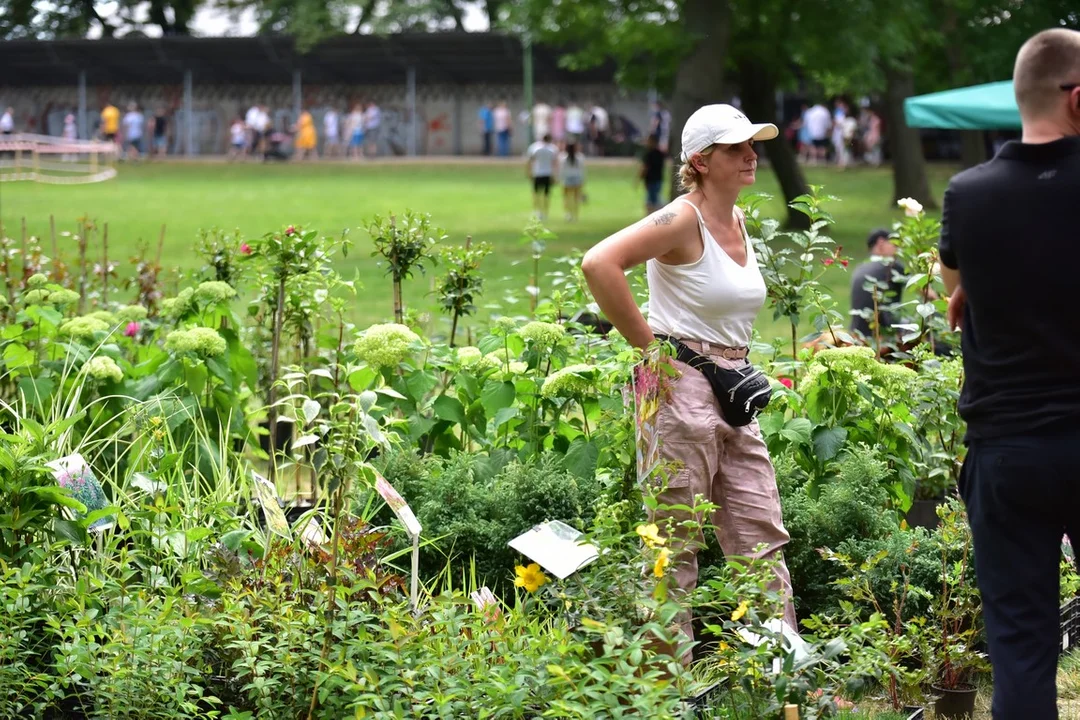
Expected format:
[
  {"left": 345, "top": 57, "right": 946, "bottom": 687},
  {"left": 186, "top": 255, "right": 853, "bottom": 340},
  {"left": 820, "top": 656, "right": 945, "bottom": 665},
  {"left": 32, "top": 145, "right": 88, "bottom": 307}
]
[
  {"left": 1013, "top": 28, "right": 1080, "bottom": 118},
  {"left": 867, "top": 228, "right": 891, "bottom": 248},
  {"left": 543, "top": 133, "right": 552, "bottom": 143}
]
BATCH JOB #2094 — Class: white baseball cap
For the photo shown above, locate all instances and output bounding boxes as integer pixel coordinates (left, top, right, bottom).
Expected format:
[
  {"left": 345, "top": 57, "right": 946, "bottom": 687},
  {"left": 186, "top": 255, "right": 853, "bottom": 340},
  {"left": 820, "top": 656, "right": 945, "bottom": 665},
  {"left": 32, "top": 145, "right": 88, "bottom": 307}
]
[{"left": 679, "top": 104, "right": 779, "bottom": 162}]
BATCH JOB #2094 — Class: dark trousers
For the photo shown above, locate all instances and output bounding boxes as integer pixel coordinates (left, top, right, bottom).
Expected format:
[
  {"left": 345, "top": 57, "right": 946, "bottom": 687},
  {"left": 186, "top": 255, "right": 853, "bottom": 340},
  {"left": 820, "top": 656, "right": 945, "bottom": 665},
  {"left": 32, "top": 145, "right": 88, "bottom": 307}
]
[
  {"left": 961, "top": 426, "right": 1080, "bottom": 719},
  {"left": 482, "top": 131, "right": 492, "bottom": 156}
]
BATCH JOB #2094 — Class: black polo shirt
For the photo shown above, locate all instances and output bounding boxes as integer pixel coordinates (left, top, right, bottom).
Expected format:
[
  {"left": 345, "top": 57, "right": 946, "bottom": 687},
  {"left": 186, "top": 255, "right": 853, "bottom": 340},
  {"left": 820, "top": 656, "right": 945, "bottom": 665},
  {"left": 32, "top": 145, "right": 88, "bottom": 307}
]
[{"left": 939, "top": 135, "right": 1080, "bottom": 440}]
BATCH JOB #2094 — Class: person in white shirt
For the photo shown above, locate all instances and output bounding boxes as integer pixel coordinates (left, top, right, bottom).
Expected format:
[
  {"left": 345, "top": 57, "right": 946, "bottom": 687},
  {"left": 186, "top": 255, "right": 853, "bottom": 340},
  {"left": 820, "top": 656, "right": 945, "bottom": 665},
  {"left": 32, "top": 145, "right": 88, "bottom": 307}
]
[
  {"left": 347, "top": 103, "right": 365, "bottom": 160},
  {"left": 566, "top": 102, "right": 586, "bottom": 143},
  {"left": 803, "top": 101, "right": 832, "bottom": 165},
  {"left": 525, "top": 133, "right": 560, "bottom": 220},
  {"left": 245, "top": 104, "right": 262, "bottom": 155},
  {"left": 581, "top": 103, "right": 798, "bottom": 658},
  {"left": 323, "top": 108, "right": 340, "bottom": 158},
  {"left": 364, "top": 102, "right": 381, "bottom": 157},
  {"left": 494, "top": 101, "right": 512, "bottom": 156},
  {"left": 122, "top": 103, "right": 144, "bottom": 160},
  {"left": 0, "top": 107, "right": 13, "bottom": 135},
  {"left": 532, "top": 101, "right": 552, "bottom": 142},
  {"left": 62, "top": 112, "right": 77, "bottom": 161},
  {"left": 559, "top": 142, "right": 586, "bottom": 222},
  {"left": 589, "top": 104, "right": 609, "bottom": 156},
  {"left": 228, "top": 116, "right": 247, "bottom": 161}
]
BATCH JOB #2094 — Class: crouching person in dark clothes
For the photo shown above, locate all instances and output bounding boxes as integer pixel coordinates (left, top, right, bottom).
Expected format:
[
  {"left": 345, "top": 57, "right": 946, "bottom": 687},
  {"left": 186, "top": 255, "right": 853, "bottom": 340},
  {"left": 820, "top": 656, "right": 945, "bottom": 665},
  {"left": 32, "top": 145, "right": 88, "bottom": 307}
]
[{"left": 939, "top": 27, "right": 1080, "bottom": 719}]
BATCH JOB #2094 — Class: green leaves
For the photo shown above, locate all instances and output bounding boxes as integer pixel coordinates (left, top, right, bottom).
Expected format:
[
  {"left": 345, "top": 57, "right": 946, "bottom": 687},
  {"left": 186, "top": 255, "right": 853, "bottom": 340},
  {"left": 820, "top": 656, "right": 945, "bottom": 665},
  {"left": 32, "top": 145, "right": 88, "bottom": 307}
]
[
  {"left": 480, "top": 381, "right": 516, "bottom": 416},
  {"left": 812, "top": 426, "right": 848, "bottom": 463}
]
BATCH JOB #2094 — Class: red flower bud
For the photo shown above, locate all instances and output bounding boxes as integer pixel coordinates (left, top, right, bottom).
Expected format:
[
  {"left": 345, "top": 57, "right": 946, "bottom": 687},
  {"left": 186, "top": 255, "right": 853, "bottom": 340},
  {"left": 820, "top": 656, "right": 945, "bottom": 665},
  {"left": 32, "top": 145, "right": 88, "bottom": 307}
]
[
  {"left": 840, "top": 259, "right": 849, "bottom": 268},
  {"left": 779, "top": 377, "right": 794, "bottom": 389},
  {"left": 822, "top": 258, "right": 835, "bottom": 266},
  {"left": 239, "top": 242, "right": 252, "bottom": 255},
  {"left": 285, "top": 225, "right": 296, "bottom": 236}
]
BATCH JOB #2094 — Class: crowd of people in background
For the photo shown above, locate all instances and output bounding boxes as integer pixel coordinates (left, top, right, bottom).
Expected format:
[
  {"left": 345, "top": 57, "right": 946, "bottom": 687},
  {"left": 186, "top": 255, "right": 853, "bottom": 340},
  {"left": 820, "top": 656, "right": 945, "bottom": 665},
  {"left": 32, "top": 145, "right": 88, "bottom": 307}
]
[{"left": 788, "top": 97, "right": 884, "bottom": 168}]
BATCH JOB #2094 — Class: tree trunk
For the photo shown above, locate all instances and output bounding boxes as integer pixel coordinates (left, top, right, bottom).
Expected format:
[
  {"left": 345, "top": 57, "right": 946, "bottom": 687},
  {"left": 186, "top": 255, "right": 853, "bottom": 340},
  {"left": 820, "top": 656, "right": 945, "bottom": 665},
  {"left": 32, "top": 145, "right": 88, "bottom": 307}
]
[
  {"left": 882, "top": 63, "right": 936, "bottom": 209},
  {"left": 667, "top": 0, "right": 732, "bottom": 201},
  {"left": 737, "top": 56, "right": 811, "bottom": 229}
]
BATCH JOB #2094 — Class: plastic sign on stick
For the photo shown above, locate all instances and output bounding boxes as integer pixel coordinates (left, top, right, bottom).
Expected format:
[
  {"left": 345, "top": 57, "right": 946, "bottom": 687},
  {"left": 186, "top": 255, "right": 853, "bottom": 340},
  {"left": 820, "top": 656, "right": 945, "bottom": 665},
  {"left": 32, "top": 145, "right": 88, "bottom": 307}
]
[
  {"left": 46, "top": 453, "right": 113, "bottom": 532},
  {"left": 251, "top": 472, "right": 292, "bottom": 540},
  {"left": 373, "top": 471, "right": 422, "bottom": 539},
  {"left": 508, "top": 520, "right": 599, "bottom": 580},
  {"left": 372, "top": 470, "right": 422, "bottom": 612}
]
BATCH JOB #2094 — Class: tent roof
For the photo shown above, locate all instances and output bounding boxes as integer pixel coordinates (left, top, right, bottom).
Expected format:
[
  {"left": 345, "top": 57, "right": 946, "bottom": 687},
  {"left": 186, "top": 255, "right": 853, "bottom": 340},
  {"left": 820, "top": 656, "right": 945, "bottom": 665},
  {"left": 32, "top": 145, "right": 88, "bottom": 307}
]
[
  {"left": 904, "top": 80, "right": 1021, "bottom": 130},
  {"left": 0, "top": 33, "right": 618, "bottom": 87}
]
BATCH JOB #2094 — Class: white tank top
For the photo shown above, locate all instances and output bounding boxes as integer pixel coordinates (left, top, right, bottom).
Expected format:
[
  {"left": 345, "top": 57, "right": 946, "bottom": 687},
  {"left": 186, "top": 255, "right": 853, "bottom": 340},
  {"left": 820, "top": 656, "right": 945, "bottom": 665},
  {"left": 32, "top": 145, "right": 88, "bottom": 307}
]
[{"left": 645, "top": 198, "right": 766, "bottom": 348}]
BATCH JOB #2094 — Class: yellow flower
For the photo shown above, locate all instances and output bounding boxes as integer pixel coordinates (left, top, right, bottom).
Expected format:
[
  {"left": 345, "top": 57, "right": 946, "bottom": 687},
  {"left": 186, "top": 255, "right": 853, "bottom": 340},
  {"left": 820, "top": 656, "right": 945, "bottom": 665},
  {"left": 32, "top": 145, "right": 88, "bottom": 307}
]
[
  {"left": 514, "top": 563, "right": 548, "bottom": 593},
  {"left": 731, "top": 600, "right": 749, "bottom": 622},
  {"left": 635, "top": 523, "right": 666, "bottom": 549},
  {"left": 653, "top": 547, "right": 671, "bottom": 578},
  {"left": 149, "top": 416, "right": 163, "bottom": 427}
]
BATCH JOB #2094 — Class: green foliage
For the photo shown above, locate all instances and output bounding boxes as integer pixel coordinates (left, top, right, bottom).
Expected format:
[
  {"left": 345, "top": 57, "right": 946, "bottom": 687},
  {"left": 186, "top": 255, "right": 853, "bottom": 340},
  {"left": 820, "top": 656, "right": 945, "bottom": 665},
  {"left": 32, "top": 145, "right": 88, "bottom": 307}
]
[
  {"left": 377, "top": 447, "right": 599, "bottom": 592},
  {"left": 435, "top": 239, "right": 492, "bottom": 346}
]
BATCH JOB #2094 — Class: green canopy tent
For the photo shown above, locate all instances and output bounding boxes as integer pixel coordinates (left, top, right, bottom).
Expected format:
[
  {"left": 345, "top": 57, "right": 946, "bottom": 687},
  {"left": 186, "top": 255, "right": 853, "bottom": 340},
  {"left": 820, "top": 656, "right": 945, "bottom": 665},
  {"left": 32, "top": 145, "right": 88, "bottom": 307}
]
[{"left": 904, "top": 80, "right": 1021, "bottom": 130}]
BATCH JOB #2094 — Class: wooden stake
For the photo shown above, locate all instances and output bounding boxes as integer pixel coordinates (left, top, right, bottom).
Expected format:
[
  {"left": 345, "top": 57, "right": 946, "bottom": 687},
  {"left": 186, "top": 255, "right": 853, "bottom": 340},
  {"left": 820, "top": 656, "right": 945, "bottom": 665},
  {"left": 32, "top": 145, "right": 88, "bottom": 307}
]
[
  {"left": 156, "top": 224, "right": 166, "bottom": 266},
  {"left": 20, "top": 218, "right": 27, "bottom": 284},
  {"left": 783, "top": 704, "right": 799, "bottom": 720},
  {"left": 101, "top": 223, "right": 109, "bottom": 307}
]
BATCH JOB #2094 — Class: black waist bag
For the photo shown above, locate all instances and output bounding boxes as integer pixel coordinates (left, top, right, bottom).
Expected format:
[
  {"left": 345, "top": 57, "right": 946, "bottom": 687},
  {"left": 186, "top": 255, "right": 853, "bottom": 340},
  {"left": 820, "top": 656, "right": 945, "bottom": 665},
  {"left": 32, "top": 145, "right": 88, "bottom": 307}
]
[{"left": 656, "top": 335, "right": 773, "bottom": 427}]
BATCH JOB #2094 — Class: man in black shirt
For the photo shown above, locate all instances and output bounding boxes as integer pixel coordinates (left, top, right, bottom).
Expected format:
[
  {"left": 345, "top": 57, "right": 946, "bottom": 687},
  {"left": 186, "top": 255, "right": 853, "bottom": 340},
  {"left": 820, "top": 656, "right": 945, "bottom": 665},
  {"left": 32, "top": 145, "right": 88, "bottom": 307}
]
[
  {"left": 640, "top": 134, "right": 666, "bottom": 215},
  {"left": 849, "top": 228, "right": 904, "bottom": 347},
  {"left": 940, "top": 28, "right": 1080, "bottom": 719}
]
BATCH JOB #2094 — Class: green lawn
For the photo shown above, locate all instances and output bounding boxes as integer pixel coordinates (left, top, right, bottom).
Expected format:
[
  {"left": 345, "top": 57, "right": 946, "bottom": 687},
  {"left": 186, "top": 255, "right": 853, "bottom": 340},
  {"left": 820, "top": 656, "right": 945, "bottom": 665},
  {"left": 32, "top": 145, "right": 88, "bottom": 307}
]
[{"left": 1, "top": 160, "right": 959, "bottom": 344}]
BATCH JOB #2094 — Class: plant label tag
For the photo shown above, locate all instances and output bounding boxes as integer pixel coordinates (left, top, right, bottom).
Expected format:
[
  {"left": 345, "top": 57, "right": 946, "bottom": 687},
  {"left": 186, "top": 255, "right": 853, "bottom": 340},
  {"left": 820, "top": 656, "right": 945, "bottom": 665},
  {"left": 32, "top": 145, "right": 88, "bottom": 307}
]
[
  {"left": 374, "top": 472, "right": 422, "bottom": 539},
  {"left": 46, "top": 453, "right": 114, "bottom": 532},
  {"left": 508, "top": 520, "right": 599, "bottom": 580},
  {"left": 251, "top": 472, "right": 292, "bottom": 540}
]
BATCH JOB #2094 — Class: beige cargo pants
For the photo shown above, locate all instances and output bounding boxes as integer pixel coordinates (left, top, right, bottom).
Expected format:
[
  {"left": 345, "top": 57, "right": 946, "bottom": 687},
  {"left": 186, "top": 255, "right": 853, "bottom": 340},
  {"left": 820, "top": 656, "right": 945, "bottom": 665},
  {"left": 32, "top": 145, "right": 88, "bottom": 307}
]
[{"left": 647, "top": 352, "right": 798, "bottom": 644}]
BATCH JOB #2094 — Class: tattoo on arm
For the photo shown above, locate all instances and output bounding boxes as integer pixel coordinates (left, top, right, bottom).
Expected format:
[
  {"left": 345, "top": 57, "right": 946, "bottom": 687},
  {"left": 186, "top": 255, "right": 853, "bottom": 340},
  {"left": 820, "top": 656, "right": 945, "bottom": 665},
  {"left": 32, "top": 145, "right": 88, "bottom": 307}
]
[{"left": 651, "top": 211, "right": 677, "bottom": 226}]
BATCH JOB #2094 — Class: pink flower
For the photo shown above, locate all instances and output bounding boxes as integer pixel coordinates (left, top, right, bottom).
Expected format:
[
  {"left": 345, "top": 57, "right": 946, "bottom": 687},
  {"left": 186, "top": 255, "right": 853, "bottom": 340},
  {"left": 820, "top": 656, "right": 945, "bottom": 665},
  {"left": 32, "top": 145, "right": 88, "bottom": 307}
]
[
  {"left": 822, "top": 258, "right": 835, "bottom": 267},
  {"left": 840, "top": 259, "right": 849, "bottom": 268},
  {"left": 285, "top": 225, "right": 296, "bottom": 236},
  {"left": 239, "top": 242, "right": 252, "bottom": 255},
  {"left": 778, "top": 377, "right": 794, "bottom": 389},
  {"left": 125, "top": 321, "right": 140, "bottom": 338}
]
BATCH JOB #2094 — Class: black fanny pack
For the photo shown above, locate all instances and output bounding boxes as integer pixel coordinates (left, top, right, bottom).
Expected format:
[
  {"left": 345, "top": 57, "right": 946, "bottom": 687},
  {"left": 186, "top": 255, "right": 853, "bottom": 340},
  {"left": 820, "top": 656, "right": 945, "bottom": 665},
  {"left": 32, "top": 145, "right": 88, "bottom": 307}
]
[{"left": 655, "top": 335, "right": 772, "bottom": 427}]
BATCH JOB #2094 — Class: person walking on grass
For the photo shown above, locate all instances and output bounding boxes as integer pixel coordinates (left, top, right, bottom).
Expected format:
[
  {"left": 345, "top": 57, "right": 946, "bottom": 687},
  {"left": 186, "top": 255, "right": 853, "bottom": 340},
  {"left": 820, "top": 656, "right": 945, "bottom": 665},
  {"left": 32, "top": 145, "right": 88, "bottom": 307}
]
[
  {"left": 122, "top": 103, "right": 144, "bottom": 161},
  {"left": 581, "top": 104, "right": 798, "bottom": 655},
  {"left": 322, "top": 107, "right": 340, "bottom": 159},
  {"left": 228, "top": 116, "right": 246, "bottom": 161},
  {"left": 640, "top": 134, "right": 667, "bottom": 215},
  {"left": 293, "top": 108, "right": 317, "bottom": 161},
  {"left": 559, "top": 142, "right": 586, "bottom": 222},
  {"left": 526, "top": 132, "right": 559, "bottom": 220},
  {"left": 150, "top": 107, "right": 170, "bottom": 158},
  {"left": 347, "top": 103, "right": 365, "bottom": 160},
  {"left": 941, "top": 27, "right": 1080, "bottom": 720}
]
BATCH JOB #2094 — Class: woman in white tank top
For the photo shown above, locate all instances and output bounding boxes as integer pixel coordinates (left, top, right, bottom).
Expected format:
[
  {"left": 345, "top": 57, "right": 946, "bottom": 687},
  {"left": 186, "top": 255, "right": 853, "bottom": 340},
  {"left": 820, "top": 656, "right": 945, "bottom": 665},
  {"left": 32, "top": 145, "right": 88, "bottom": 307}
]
[{"left": 581, "top": 104, "right": 799, "bottom": 657}]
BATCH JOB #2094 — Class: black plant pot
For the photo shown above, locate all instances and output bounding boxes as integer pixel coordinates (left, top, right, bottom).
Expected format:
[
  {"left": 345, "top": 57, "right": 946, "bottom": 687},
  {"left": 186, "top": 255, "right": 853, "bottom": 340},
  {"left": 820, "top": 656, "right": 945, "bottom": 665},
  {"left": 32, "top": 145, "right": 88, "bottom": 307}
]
[
  {"left": 905, "top": 497, "right": 945, "bottom": 530},
  {"left": 258, "top": 417, "right": 294, "bottom": 456},
  {"left": 932, "top": 683, "right": 977, "bottom": 720},
  {"left": 902, "top": 705, "right": 925, "bottom": 720}
]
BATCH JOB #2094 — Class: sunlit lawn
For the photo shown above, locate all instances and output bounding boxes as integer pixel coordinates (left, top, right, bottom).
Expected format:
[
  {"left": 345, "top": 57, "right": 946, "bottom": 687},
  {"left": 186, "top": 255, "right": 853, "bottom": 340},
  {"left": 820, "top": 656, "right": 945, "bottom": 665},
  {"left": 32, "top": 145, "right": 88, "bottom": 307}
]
[{"left": 1, "top": 159, "right": 959, "bottom": 344}]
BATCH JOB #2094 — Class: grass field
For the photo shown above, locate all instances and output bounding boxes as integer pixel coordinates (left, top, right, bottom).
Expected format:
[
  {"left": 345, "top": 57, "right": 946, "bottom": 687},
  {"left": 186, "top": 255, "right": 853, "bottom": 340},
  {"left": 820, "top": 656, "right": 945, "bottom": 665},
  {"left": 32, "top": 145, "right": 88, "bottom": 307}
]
[{"left": 0, "top": 159, "right": 959, "bottom": 343}]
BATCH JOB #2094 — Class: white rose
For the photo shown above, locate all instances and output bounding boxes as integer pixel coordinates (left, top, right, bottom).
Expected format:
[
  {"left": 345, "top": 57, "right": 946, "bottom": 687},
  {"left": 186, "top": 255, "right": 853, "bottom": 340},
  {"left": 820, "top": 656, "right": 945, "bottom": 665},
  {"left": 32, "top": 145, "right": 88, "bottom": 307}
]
[{"left": 898, "top": 197, "right": 924, "bottom": 218}]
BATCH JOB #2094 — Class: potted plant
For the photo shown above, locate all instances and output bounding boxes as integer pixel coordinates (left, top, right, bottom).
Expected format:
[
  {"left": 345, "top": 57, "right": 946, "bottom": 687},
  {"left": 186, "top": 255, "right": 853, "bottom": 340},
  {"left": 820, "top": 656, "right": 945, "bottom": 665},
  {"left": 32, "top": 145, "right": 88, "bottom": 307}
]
[{"left": 925, "top": 499, "right": 989, "bottom": 719}]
